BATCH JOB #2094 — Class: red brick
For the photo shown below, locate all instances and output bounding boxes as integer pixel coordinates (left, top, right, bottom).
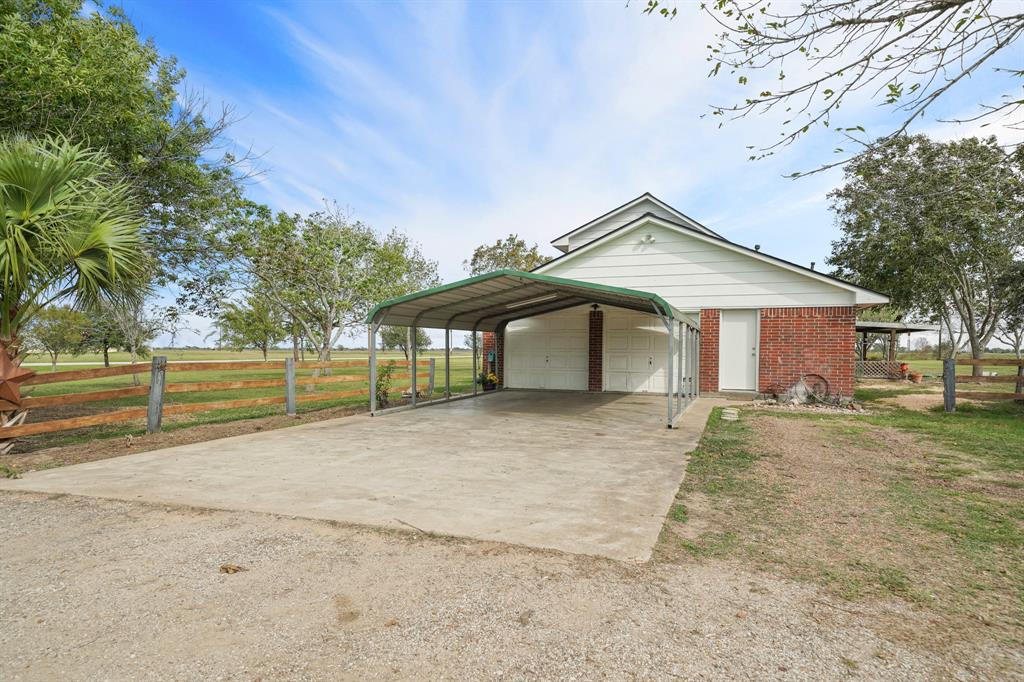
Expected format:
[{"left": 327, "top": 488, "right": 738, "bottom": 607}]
[{"left": 699, "top": 306, "right": 856, "bottom": 397}]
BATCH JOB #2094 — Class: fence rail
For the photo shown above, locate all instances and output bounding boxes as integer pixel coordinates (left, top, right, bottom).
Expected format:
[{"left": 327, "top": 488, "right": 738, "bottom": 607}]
[
  {"left": 943, "top": 358, "right": 1024, "bottom": 412},
  {"left": 1, "top": 357, "right": 434, "bottom": 440}
]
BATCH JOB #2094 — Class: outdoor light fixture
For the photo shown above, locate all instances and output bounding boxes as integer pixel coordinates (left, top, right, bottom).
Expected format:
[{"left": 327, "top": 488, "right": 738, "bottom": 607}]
[
  {"left": 640, "top": 233, "right": 655, "bottom": 244},
  {"left": 506, "top": 293, "right": 558, "bottom": 309}
]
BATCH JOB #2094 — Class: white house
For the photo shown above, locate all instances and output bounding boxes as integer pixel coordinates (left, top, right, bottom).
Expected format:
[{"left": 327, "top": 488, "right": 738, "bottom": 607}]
[{"left": 367, "top": 193, "right": 888, "bottom": 417}]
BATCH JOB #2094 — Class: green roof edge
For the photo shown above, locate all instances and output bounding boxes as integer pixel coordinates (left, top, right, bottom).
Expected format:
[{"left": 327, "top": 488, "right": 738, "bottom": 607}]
[{"left": 366, "top": 269, "right": 678, "bottom": 324}]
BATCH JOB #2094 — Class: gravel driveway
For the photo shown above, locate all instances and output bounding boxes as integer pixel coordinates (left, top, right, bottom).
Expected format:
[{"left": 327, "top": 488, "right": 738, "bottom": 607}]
[{"left": 0, "top": 492, "right": 1002, "bottom": 681}]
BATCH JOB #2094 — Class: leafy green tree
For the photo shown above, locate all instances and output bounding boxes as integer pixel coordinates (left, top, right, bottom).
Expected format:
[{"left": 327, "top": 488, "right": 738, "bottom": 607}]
[
  {"left": 464, "top": 234, "right": 551, "bottom": 275},
  {"left": 214, "top": 295, "right": 287, "bottom": 361},
  {"left": 0, "top": 0, "right": 244, "bottom": 282},
  {"left": 211, "top": 204, "right": 439, "bottom": 365},
  {"left": 0, "top": 135, "right": 146, "bottom": 364},
  {"left": 380, "top": 325, "right": 431, "bottom": 361},
  {"left": 828, "top": 136, "right": 1023, "bottom": 369},
  {"left": 81, "top": 313, "right": 128, "bottom": 368},
  {"left": 642, "top": 0, "right": 1023, "bottom": 174},
  {"left": 25, "top": 306, "right": 88, "bottom": 370}
]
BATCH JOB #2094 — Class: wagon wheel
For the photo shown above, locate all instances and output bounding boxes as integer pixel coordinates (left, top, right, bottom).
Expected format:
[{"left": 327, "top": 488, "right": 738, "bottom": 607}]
[{"left": 800, "top": 374, "right": 830, "bottom": 402}]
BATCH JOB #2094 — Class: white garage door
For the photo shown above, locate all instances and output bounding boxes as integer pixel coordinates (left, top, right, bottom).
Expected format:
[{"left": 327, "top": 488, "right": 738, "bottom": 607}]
[
  {"left": 505, "top": 306, "right": 588, "bottom": 390},
  {"left": 604, "top": 309, "right": 669, "bottom": 393}
]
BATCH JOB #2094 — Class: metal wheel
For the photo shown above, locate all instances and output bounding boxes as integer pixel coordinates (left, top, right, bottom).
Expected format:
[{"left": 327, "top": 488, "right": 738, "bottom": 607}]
[{"left": 801, "top": 374, "right": 830, "bottom": 402}]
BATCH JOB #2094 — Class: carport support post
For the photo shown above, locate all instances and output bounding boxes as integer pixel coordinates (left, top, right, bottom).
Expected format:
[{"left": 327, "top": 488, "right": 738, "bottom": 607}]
[
  {"left": 677, "top": 321, "right": 684, "bottom": 411},
  {"left": 411, "top": 325, "right": 418, "bottom": 407},
  {"left": 146, "top": 356, "right": 167, "bottom": 434},
  {"left": 369, "top": 323, "right": 378, "bottom": 414},
  {"left": 285, "top": 357, "right": 297, "bottom": 417},
  {"left": 472, "top": 327, "right": 479, "bottom": 396},
  {"left": 666, "top": 315, "right": 674, "bottom": 428},
  {"left": 444, "top": 328, "right": 451, "bottom": 400}
]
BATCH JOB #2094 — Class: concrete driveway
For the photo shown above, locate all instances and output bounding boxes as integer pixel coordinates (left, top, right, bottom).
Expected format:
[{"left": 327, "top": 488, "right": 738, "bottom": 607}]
[{"left": 0, "top": 391, "right": 714, "bottom": 561}]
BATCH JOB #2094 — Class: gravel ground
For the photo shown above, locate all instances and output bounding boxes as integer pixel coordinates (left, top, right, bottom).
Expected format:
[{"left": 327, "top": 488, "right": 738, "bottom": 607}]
[{"left": 1, "top": 492, "right": 1012, "bottom": 681}]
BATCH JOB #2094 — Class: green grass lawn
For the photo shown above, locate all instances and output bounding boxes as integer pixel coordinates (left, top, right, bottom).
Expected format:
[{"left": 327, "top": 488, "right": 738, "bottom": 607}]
[
  {"left": 10, "top": 348, "right": 480, "bottom": 453},
  {"left": 662, "top": 398, "right": 1023, "bottom": 646}
]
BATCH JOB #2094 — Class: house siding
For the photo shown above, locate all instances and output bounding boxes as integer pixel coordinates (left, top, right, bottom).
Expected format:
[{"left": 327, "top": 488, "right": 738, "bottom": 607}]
[
  {"left": 543, "top": 222, "right": 856, "bottom": 311},
  {"left": 567, "top": 199, "right": 684, "bottom": 251}
]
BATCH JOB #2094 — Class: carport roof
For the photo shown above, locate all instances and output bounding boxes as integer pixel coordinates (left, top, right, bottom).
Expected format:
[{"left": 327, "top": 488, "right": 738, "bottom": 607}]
[{"left": 367, "top": 269, "right": 694, "bottom": 332}]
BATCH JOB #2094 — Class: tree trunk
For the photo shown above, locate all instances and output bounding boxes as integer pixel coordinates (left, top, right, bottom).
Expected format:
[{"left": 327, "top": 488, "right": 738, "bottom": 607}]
[
  {"left": 130, "top": 347, "right": 140, "bottom": 386},
  {"left": 50, "top": 353, "right": 57, "bottom": 372},
  {"left": 103, "top": 344, "right": 110, "bottom": 368},
  {"left": 292, "top": 333, "right": 299, "bottom": 362},
  {"left": 262, "top": 345, "right": 268, "bottom": 362}
]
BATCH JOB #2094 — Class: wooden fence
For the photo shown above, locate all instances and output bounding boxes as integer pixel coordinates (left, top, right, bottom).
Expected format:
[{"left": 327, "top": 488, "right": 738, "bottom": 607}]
[
  {"left": 0, "top": 357, "right": 433, "bottom": 440},
  {"left": 943, "top": 358, "right": 1024, "bottom": 412}
]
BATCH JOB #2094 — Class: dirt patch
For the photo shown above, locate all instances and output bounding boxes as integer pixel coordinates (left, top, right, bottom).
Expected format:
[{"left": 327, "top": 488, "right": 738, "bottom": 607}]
[
  {"left": 0, "top": 400, "right": 405, "bottom": 474},
  {"left": 658, "top": 411, "right": 1023, "bottom": 674},
  {"left": 2, "top": 491, "right": 1017, "bottom": 680},
  {"left": 878, "top": 392, "right": 943, "bottom": 411}
]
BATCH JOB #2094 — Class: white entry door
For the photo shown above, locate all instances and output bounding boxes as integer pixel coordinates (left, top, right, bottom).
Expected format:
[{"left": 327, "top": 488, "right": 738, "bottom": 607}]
[
  {"left": 504, "top": 306, "right": 588, "bottom": 390},
  {"left": 604, "top": 309, "right": 669, "bottom": 393},
  {"left": 719, "top": 309, "right": 758, "bottom": 390}
]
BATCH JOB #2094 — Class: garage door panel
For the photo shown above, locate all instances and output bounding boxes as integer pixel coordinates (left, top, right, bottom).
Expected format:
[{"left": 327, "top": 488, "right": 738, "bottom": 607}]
[
  {"left": 603, "top": 308, "right": 673, "bottom": 394},
  {"left": 505, "top": 306, "right": 589, "bottom": 390}
]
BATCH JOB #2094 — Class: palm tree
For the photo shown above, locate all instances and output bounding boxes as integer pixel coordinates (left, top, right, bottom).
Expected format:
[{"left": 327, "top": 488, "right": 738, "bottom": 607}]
[{"left": 0, "top": 135, "right": 147, "bottom": 365}]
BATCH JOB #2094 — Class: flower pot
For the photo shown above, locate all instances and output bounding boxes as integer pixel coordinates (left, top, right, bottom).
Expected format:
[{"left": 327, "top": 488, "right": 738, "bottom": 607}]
[
  {"left": 908, "top": 372, "right": 923, "bottom": 384},
  {"left": 483, "top": 383, "right": 496, "bottom": 391}
]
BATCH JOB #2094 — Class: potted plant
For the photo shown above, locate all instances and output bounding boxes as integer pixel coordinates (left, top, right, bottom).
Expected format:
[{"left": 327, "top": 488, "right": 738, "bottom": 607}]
[
  {"left": 479, "top": 372, "right": 499, "bottom": 391},
  {"left": 899, "top": 362, "right": 910, "bottom": 379}
]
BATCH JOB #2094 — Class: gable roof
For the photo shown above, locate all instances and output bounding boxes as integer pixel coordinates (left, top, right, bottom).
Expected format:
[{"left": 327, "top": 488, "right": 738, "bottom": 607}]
[
  {"left": 536, "top": 212, "right": 890, "bottom": 306},
  {"left": 550, "top": 192, "right": 723, "bottom": 252}
]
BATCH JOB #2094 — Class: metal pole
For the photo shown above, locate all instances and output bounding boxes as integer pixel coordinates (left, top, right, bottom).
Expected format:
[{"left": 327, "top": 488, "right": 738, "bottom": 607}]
[
  {"left": 411, "top": 325, "right": 418, "bottom": 407},
  {"left": 677, "top": 321, "right": 684, "bottom": 411},
  {"left": 146, "top": 356, "right": 167, "bottom": 434},
  {"left": 427, "top": 357, "right": 435, "bottom": 398},
  {"left": 369, "top": 323, "right": 378, "bottom": 414},
  {"left": 285, "top": 357, "right": 296, "bottom": 417},
  {"left": 445, "top": 328, "right": 451, "bottom": 400},
  {"left": 695, "top": 331, "right": 700, "bottom": 397},
  {"left": 943, "top": 358, "right": 956, "bottom": 413},
  {"left": 472, "top": 328, "right": 478, "bottom": 396},
  {"left": 666, "top": 315, "right": 674, "bottom": 428}
]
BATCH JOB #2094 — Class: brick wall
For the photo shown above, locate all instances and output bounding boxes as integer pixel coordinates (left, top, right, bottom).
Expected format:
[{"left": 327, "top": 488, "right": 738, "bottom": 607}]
[
  {"left": 699, "top": 309, "right": 719, "bottom": 393},
  {"left": 481, "top": 331, "right": 506, "bottom": 386},
  {"left": 495, "top": 329, "right": 504, "bottom": 386},
  {"left": 758, "top": 306, "right": 856, "bottom": 397},
  {"left": 588, "top": 309, "right": 603, "bottom": 391}
]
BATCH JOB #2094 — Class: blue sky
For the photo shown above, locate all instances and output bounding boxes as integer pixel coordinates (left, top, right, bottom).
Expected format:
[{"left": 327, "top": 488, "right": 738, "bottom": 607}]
[{"left": 116, "top": 0, "right": 1021, "bottom": 347}]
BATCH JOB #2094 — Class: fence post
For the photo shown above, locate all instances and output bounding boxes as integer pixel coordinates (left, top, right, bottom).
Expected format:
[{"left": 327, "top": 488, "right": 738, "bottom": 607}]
[
  {"left": 427, "top": 357, "right": 435, "bottom": 398},
  {"left": 146, "top": 356, "right": 167, "bottom": 434},
  {"left": 943, "top": 358, "right": 955, "bottom": 413},
  {"left": 285, "top": 357, "right": 296, "bottom": 417}
]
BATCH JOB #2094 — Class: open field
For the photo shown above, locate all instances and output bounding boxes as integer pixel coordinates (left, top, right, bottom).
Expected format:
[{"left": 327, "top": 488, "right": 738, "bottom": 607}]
[{"left": 5, "top": 349, "right": 477, "bottom": 459}]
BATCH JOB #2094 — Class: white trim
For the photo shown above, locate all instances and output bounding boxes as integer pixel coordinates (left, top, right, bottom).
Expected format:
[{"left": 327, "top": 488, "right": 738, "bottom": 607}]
[
  {"left": 537, "top": 214, "right": 889, "bottom": 306},
  {"left": 551, "top": 193, "right": 722, "bottom": 251}
]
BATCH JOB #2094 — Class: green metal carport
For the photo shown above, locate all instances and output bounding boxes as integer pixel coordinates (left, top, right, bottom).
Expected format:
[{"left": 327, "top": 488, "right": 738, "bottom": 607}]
[{"left": 366, "top": 270, "right": 700, "bottom": 427}]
